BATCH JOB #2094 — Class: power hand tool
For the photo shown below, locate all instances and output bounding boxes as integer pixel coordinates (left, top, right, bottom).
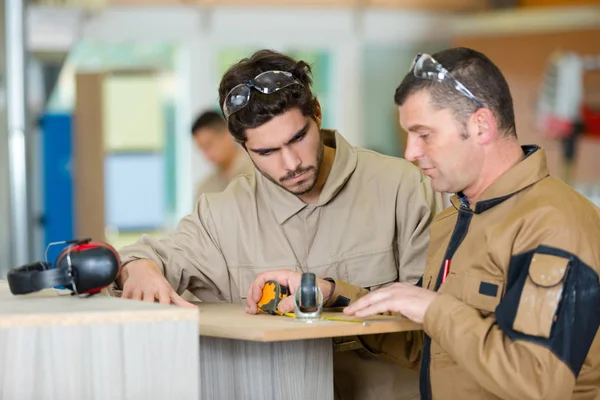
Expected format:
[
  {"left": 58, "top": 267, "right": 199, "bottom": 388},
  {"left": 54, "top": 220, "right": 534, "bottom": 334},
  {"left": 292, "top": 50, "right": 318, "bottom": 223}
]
[
  {"left": 256, "top": 274, "right": 406, "bottom": 325},
  {"left": 293, "top": 272, "right": 323, "bottom": 321},
  {"left": 257, "top": 272, "right": 323, "bottom": 322},
  {"left": 257, "top": 280, "right": 290, "bottom": 315}
]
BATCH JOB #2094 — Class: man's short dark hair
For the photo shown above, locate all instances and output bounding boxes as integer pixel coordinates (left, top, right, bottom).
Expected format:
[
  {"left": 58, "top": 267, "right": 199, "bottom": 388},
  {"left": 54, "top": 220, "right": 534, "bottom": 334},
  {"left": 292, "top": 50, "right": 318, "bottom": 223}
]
[
  {"left": 395, "top": 47, "right": 516, "bottom": 138},
  {"left": 218, "top": 49, "right": 319, "bottom": 143},
  {"left": 191, "top": 110, "right": 226, "bottom": 136}
]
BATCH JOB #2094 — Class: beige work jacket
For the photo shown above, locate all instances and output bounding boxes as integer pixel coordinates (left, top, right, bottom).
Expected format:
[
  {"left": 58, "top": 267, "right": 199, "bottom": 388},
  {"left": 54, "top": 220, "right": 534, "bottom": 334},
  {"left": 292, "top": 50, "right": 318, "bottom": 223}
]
[{"left": 119, "top": 130, "right": 440, "bottom": 305}]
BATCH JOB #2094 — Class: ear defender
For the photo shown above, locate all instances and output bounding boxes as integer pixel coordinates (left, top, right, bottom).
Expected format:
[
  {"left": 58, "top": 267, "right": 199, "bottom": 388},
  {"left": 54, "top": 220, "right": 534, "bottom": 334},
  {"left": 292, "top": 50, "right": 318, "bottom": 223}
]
[{"left": 7, "top": 238, "right": 121, "bottom": 296}]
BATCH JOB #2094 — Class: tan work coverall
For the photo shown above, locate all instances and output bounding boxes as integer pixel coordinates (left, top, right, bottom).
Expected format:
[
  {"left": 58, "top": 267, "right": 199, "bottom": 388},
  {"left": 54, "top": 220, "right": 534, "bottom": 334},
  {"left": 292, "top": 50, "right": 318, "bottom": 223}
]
[
  {"left": 333, "top": 146, "right": 600, "bottom": 400},
  {"left": 118, "top": 129, "right": 441, "bottom": 400}
]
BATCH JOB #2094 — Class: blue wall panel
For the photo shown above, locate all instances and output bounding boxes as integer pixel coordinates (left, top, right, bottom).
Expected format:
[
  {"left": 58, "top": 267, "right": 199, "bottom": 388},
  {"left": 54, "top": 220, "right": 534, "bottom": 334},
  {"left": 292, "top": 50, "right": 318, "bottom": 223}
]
[{"left": 41, "top": 113, "right": 74, "bottom": 262}]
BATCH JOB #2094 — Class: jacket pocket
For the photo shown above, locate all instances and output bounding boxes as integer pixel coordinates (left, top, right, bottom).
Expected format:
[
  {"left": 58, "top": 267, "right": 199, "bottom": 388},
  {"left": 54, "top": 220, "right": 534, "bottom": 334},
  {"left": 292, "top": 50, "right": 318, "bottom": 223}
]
[
  {"left": 305, "top": 260, "right": 350, "bottom": 283},
  {"left": 443, "top": 273, "right": 505, "bottom": 316},
  {"left": 512, "top": 253, "right": 569, "bottom": 338},
  {"left": 344, "top": 247, "right": 398, "bottom": 289},
  {"left": 462, "top": 274, "right": 505, "bottom": 314}
]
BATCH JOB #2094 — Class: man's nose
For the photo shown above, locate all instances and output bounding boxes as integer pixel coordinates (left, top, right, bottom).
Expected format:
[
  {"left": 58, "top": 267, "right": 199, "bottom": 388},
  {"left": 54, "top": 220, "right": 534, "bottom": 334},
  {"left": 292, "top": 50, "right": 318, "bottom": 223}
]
[
  {"left": 281, "top": 147, "right": 301, "bottom": 171},
  {"left": 404, "top": 135, "right": 424, "bottom": 162}
]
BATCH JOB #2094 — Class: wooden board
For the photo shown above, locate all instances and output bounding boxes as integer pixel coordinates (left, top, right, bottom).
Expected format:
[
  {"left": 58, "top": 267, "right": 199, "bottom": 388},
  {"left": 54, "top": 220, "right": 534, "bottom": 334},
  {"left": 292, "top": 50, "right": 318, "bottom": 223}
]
[
  {"left": 1, "top": 282, "right": 420, "bottom": 341},
  {"left": 0, "top": 281, "right": 198, "bottom": 328},
  {"left": 0, "top": 281, "right": 200, "bottom": 400},
  {"left": 197, "top": 303, "right": 421, "bottom": 342},
  {"left": 199, "top": 337, "right": 333, "bottom": 399}
]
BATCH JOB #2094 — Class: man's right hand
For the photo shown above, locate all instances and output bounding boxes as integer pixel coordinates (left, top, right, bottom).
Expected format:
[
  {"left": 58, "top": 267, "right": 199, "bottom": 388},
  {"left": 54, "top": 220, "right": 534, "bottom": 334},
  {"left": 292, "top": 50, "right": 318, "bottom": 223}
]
[{"left": 119, "top": 259, "right": 195, "bottom": 308}]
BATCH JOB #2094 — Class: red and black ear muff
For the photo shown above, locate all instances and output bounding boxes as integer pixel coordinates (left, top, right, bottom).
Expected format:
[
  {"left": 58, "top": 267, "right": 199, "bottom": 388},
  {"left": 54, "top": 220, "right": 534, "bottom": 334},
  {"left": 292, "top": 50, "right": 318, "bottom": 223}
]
[
  {"left": 7, "top": 238, "right": 121, "bottom": 296},
  {"left": 55, "top": 239, "right": 121, "bottom": 295},
  {"left": 7, "top": 260, "right": 68, "bottom": 295}
]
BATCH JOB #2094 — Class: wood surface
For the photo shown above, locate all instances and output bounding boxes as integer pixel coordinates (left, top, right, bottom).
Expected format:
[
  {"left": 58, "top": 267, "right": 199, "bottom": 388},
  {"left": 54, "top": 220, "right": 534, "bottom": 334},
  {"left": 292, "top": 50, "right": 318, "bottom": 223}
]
[
  {"left": 0, "top": 281, "right": 200, "bottom": 400},
  {"left": 1, "top": 282, "right": 420, "bottom": 340},
  {"left": 196, "top": 303, "right": 421, "bottom": 342},
  {"left": 1, "top": 281, "right": 421, "bottom": 398},
  {"left": 0, "top": 281, "right": 198, "bottom": 328},
  {"left": 74, "top": 72, "right": 107, "bottom": 242},
  {"left": 200, "top": 336, "right": 333, "bottom": 400}
]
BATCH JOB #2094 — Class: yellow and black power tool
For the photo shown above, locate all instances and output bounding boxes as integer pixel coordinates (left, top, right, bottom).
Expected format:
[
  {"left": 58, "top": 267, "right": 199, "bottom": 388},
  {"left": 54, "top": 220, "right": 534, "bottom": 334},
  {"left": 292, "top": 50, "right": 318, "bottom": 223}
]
[
  {"left": 257, "top": 280, "right": 290, "bottom": 315},
  {"left": 257, "top": 273, "right": 323, "bottom": 320}
]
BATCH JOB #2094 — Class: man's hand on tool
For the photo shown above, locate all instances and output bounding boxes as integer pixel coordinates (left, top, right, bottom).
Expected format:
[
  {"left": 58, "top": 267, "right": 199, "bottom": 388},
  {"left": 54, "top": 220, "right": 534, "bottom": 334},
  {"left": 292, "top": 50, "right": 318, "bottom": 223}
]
[
  {"left": 246, "top": 270, "right": 334, "bottom": 314},
  {"left": 119, "top": 259, "right": 196, "bottom": 308},
  {"left": 343, "top": 282, "right": 437, "bottom": 324}
]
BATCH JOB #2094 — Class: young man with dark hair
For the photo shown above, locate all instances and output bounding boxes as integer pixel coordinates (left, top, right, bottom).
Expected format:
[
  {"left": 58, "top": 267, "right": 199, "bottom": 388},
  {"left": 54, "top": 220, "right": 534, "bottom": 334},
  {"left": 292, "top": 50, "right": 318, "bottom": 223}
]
[
  {"left": 343, "top": 47, "right": 600, "bottom": 399},
  {"left": 190, "top": 110, "right": 253, "bottom": 198},
  {"left": 115, "top": 49, "right": 441, "bottom": 399}
]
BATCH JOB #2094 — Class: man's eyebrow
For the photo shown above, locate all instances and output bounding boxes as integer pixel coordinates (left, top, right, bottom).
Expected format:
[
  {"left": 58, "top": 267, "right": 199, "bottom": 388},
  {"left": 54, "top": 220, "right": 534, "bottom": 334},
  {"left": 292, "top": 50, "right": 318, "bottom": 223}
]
[
  {"left": 248, "top": 122, "right": 310, "bottom": 154},
  {"left": 248, "top": 145, "right": 279, "bottom": 154},
  {"left": 284, "top": 122, "right": 310, "bottom": 145},
  {"left": 407, "top": 124, "right": 432, "bottom": 133}
]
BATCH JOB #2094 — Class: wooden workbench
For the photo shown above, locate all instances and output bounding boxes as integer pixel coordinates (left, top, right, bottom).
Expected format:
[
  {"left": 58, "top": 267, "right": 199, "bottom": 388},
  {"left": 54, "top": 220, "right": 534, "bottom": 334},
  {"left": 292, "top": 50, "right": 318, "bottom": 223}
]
[
  {"left": 194, "top": 303, "right": 421, "bottom": 400},
  {"left": 0, "top": 281, "right": 200, "bottom": 400},
  {"left": 1, "top": 281, "right": 421, "bottom": 400},
  {"left": 197, "top": 303, "right": 420, "bottom": 341}
]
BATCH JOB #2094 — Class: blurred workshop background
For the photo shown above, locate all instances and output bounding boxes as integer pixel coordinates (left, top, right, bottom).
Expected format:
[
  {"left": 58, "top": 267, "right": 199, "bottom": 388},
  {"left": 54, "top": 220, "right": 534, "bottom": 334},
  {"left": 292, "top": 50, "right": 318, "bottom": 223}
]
[{"left": 0, "top": 0, "right": 599, "bottom": 276}]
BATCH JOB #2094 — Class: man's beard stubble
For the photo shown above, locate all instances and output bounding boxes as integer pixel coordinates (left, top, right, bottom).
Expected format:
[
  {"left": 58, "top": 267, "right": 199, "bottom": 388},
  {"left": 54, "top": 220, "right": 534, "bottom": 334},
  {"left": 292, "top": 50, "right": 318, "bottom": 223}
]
[{"left": 255, "top": 139, "right": 325, "bottom": 196}]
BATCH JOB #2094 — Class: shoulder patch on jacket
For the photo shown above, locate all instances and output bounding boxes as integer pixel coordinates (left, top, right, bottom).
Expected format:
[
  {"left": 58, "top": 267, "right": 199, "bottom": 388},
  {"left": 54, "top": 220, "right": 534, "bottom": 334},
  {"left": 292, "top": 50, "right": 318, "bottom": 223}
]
[
  {"left": 496, "top": 245, "right": 600, "bottom": 376},
  {"left": 513, "top": 253, "right": 569, "bottom": 338}
]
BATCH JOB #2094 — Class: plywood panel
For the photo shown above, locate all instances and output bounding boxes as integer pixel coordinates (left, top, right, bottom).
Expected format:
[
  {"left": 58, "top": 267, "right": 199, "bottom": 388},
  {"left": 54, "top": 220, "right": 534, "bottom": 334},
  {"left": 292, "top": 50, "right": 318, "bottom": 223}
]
[
  {"left": 0, "top": 280, "right": 197, "bottom": 326},
  {"left": 454, "top": 28, "right": 600, "bottom": 182},
  {"left": 197, "top": 303, "right": 421, "bottom": 342},
  {"left": 0, "top": 292, "right": 198, "bottom": 328},
  {"left": 200, "top": 336, "right": 333, "bottom": 399},
  {"left": 0, "top": 281, "right": 199, "bottom": 400}
]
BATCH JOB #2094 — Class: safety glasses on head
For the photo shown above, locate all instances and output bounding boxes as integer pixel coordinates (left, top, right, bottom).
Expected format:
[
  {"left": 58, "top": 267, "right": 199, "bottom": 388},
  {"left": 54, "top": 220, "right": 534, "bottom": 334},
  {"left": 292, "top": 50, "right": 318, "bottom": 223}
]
[
  {"left": 222, "top": 70, "right": 303, "bottom": 120},
  {"left": 410, "top": 53, "right": 484, "bottom": 109}
]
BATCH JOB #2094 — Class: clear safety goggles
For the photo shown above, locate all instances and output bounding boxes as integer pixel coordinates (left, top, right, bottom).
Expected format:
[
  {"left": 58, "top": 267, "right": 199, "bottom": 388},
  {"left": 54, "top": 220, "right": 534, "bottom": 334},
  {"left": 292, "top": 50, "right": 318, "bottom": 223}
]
[
  {"left": 410, "top": 53, "right": 484, "bottom": 109},
  {"left": 222, "top": 70, "right": 303, "bottom": 120}
]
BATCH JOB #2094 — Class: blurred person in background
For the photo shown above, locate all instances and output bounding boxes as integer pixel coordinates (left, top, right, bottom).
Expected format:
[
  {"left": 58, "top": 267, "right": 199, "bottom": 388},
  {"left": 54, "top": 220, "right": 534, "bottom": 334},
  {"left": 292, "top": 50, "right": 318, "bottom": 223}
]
[
  {"left": 184, "top": 110, "right": 255, "bottom": 302},
  {"left": 115, "top": 49, "right": 442, "bottom": 400},
  {"left": 191, "top": 110, "right": 254, "bottom": 200}
]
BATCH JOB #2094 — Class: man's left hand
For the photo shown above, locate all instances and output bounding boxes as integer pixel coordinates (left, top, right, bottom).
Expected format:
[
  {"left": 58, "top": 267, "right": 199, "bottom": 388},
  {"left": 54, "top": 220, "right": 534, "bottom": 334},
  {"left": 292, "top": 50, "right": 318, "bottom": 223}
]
[{"left": 343, "top": 282, "right": 438, "bottom": 324}]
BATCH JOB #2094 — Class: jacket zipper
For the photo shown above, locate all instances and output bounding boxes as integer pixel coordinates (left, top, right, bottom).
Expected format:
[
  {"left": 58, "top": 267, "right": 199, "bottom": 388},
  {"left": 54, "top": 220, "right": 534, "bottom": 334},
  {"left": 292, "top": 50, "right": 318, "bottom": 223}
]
[{"left": 420, "top": 209, "right": 473, "bottom": 400}]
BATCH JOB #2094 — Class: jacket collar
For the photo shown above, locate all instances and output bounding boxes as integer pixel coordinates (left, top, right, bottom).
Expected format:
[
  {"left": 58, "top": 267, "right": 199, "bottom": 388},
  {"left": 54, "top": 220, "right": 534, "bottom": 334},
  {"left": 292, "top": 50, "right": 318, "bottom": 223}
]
[
  {"left": 450, "top": 145, "right": 550, "bottom": 214},
  {"left": 260, "top": 129, "right": 358, "bottom": 224}
]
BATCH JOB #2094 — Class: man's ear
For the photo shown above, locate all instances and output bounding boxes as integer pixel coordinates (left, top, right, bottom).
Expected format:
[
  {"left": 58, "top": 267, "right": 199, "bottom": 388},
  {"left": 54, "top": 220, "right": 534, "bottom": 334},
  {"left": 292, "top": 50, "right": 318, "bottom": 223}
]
[
  {"left": 314, "top": 100, "right": 323, "bottom": 127},
  {"left": 474, "top": 108, "right": 497, "bottom": 145}
]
